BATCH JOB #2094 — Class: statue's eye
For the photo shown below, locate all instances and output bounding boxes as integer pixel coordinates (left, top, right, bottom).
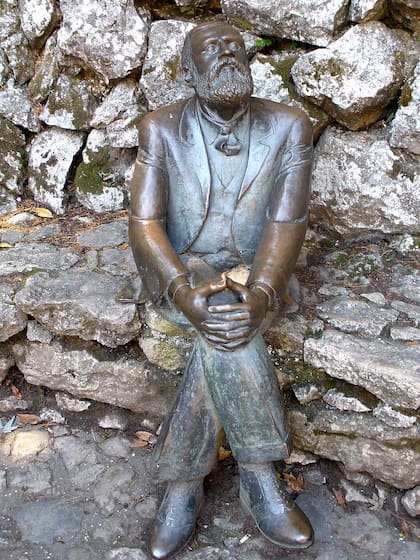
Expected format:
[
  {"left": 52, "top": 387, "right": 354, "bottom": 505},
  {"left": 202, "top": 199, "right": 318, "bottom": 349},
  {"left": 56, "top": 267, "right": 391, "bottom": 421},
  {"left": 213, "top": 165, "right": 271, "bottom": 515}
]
[
  {"left": 228, "top": 41, "right": 241, "bottom": 51},
  {"left": 202, "top": 42, "right": 218, "bottom": 54}
]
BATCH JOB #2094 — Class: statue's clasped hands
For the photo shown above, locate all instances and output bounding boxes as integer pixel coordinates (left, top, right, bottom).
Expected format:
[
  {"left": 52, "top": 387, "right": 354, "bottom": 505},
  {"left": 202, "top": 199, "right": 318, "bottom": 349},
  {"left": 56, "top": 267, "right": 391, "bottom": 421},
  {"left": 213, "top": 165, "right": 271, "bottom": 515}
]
[{"left": 173, "top": 275, "right": 269, "bottom": 351}]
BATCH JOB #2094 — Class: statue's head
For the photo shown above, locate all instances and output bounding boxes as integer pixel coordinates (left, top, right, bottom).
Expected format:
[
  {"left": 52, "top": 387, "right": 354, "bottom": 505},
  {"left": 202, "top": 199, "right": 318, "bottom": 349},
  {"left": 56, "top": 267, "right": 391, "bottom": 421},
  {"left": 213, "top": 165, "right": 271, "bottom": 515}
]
[{"left": 181, "top": 22, "right": 253, "bottom": 106}]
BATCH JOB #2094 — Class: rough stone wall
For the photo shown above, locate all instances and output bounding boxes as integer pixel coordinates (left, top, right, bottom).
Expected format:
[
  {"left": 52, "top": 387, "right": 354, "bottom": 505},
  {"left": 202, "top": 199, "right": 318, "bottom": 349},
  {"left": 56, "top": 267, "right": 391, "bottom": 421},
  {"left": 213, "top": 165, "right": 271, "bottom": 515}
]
[{"left": 0, "top": 0, "right": 419, "bottom": 499}]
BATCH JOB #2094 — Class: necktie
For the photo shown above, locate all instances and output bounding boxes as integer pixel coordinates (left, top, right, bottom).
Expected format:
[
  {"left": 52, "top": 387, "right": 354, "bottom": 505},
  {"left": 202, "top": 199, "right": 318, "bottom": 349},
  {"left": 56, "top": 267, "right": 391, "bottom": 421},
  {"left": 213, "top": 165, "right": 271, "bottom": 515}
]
[{"left": 214, "top": 125, "right": 242, "bottom": 156}]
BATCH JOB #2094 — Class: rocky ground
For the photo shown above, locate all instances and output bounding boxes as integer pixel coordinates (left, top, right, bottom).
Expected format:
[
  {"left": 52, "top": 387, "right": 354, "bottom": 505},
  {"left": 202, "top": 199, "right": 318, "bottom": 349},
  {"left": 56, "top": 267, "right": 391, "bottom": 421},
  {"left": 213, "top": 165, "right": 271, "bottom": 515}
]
[
  {"left": 0, "top": 205, "right": 419, "bottom": 559},
  {"left": 0, "top": 386, "right": 419, "bottom": 560}
]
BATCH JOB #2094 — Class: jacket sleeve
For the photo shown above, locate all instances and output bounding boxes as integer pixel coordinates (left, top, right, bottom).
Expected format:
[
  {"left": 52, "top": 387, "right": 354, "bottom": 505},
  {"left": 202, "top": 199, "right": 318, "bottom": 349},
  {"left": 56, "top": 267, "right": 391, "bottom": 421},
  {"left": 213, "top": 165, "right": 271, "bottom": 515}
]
[
  {"left": 247, "top": 112, "right": 313, "bottom": 307},
  {"left": 129, "top": 115, "right": 189, "bottom": 302}
]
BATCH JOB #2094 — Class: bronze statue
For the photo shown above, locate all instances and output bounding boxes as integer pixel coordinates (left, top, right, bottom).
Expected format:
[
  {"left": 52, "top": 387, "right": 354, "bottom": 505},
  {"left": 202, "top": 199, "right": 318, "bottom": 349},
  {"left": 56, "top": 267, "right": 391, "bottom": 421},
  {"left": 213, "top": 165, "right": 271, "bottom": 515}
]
[{"left": 130, "top": 21, "right": 314, "bottom": 560}]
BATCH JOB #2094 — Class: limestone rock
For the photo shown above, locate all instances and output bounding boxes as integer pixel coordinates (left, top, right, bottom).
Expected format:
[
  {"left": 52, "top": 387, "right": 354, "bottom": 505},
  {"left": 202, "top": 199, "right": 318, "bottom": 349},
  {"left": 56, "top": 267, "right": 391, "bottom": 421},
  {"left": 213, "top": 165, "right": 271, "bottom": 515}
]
[
  {"left": 304, "top": 329, "right": 420, "bottom": 409},
  {"left": 372, "top": 403, "right": 416, "bottom": 428},
  {"left": 292, "top": 383, "right": 323, "bottom": 405},
  {"left": 57, "top": 0, "right": 150, "bottom": 81},
  {"left": 91, "top": 79, "right": 145, "bottom": 148},
  {"left": 0, "top": 116, "right": 25, "bottom": 215},
  {"left": 1, "top": 31, "right": 36, "bottom": 85},
  {"left": 323, "top": 388, "right": 371, "bottom": 412},
  {"left": 28, "top": 127, "right": 85, "bottom": 214},
  {"left": 390, "top": 266, "right": 419, "bottom": 303},
  {"left": 391, "top": 300, "right": 420, "bottom": 326},
  {"left": 349, "top": 0, "right": 388, "bottom": 22},
  {"left": 99, "top": 250, "right": 138, "bottom": 284},
  {"left": 311, "top": 126, "right": 420, "bottom": 236},
  {"left": 26, "top": 320, "right": 54, "bottom": 343},
  {"left": 74, "top": 129, "right": 135, "bottom": 213},
  {"left": 266, "top": 314, "right": 308, "bottom": 355},
  {"left": 221, "top": 0, "right": 349, "bottom": 47},
  {"left": 290, "top": 406, "right": 420, "bottom": 488},
  {"left": 140, "top": 19, "right": 195, "bottom": 111},
  {"left": 11, "top": 338, "right": 177, "bottom": 416},
  {"left": 27, "top": 32, "right": 59, "bottom": 102},
  {"left": 251, "top": 54, "right": 289, "bottom": 104},
  {"left": 0, "top": 242, "right": 80, "bottom": 275},
  {"left": 1, "top": 428, "right": 50, "bottom": 460},
  {"left": 14, "top": 269, "right": 140, "bottom": 347},
  {"left": 0, "top": 48, "right": 8, "bottom": 85},
  {"left": 390, "top": 0, "right": 420, "bottom": 35},
  {"left": 0, "top": 83, "right": 39, "bottom": 131},
  {"left": 0, "top": 284, "right": 27, "bottom": 342},
  {"left": 40, "top": 73, "right": 99, "bottom": 130},
  {"left": 291, "top": 23, "right": 407, "bottom": 130},
  {"left": 250, "top": 53, "right": 332, "bottom": 139},
  {"left": 390, "top": 325, "right": 420, "bottom": 341},
  {"left": 389, "top": 62, "right": 420, "bottom": 155},
  {"left": 0, "top": 344, "right": 14, "bottom": 382},
  {"left": 76, "top": 220, "right": 128, "bottom": 249},
  {"left": 401, "top": 486, "right": 420, "bottom": 517},
  {"left": 19, "top": 0, "right": 57, "bottom": 48},
  {"left": 316, "top": 296, "right": 398, "bottom": 337},
  {"left": 55, "top": 392, "right": 91, "bottom": 412},
  {"left": 139, "top": 336, "right": 191, "bottom": 372}
]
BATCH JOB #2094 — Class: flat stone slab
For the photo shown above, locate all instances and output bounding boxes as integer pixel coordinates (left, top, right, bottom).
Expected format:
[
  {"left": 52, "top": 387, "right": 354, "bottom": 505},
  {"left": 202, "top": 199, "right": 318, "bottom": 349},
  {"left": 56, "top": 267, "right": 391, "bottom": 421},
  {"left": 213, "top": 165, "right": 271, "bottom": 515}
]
[
  {"left": 0, "top": 242, "right": 80, "bottom": 275},
  {"left": 0, "top": 284, "right": 27, "bottom": 341},
  {"left": 316, "top": 296, "right": 398, "bottom": 337},
  {"left": 76, "top": 220, "right": 128, "bottom": 249},
  {"left": 14, "top": 269, "right": 140, "bottom": 347},
  {"left": 11, "top": 338, "right": 176, "bottom": 415},
  {"left": 304, "top": 329, "right": 420, "bottom": 409},
  {"left": 13, "top": 498, "right": 82, "bottom": 544}
]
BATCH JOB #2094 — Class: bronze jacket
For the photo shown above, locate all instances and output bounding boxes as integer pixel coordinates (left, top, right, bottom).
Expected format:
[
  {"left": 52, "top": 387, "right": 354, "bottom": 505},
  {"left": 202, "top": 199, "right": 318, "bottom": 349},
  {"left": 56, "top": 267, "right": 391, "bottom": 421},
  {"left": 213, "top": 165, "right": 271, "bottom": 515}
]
[{"left": 130, "top": 95, "right": 313, "bottom": 302}]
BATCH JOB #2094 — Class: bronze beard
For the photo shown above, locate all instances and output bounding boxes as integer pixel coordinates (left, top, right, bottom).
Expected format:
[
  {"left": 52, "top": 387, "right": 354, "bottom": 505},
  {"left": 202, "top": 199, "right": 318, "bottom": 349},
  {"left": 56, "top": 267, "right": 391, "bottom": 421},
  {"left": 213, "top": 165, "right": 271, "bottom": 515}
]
[{"left": 191, "top": 59, "right": 254, "bottom": 107}]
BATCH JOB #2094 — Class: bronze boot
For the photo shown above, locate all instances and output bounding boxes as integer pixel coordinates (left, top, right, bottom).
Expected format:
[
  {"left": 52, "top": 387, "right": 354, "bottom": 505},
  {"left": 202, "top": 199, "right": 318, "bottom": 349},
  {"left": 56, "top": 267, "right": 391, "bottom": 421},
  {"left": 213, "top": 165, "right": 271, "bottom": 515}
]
[
  {"left": 239, "top": 462, "right": 313, "bottom": 549},
  {"left": 149, "top": 479, "right": 204, "bottom": 560}
]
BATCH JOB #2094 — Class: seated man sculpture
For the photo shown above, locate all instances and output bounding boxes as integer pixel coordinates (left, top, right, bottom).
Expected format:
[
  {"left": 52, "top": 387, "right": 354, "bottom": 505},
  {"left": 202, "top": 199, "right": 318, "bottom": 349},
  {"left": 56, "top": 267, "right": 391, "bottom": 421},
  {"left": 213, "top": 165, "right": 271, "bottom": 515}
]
[{"left": 129, "top": 21, "right": 314, "bottom": 560}]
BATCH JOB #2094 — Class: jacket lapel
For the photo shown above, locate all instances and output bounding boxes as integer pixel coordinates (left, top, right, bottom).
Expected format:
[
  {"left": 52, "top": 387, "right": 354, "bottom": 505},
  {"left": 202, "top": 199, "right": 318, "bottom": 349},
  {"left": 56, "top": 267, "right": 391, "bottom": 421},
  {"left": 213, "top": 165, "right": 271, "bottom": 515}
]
[
  {"left": 238, "top": 101, "right": 274, "bottom": 202},
  {"left": 179, "top": 97, "right": 211, "bottom": 216}
]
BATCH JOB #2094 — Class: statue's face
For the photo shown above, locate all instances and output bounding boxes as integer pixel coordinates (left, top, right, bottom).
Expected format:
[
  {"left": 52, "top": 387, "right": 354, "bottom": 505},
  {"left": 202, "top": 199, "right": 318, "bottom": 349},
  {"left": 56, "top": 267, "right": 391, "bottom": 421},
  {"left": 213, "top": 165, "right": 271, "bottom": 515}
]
[
  {"left": 190, "top": 24, "right": 248, "bottom": 77},
  {"left": 188, "top": 24, "right": 253, "bottom": 106}
]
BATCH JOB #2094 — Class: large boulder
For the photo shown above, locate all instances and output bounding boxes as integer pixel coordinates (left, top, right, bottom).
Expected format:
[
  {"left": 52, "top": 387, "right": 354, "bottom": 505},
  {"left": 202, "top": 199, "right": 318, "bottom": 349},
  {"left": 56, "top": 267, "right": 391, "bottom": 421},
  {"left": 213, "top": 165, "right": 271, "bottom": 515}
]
[
  {"left": 221, "top": 0, "right": 349, "bottom": 47},
  {"left": 289, "top": 405, "right": 420, "bottom": 489},
  {"left": 140, "top": 19, "right": 195, "bottom": 111},
  {"left": 304, "top": 329, "right": 420, "bottom": 409},
  {"left": 349, "top": 0, "right": 388, "bottom": 22},
  {"left": 390, "top": 0, "right": 420, "bottom": 35},
  {"left": 40, "top": 73, "right": 99, "bottom": 130},
  {"left": 18, "top": 0, "right": 58, "bottom": 48},
  {"left": 27, "top": 32, "right": 60, "bottom": 102},
  {"left": 91, "top": 79, "right": 146, "bottom": 148},
  {"left": 389, "top": 62, "right": 420, "bottom": 154},
  {"left": 14, "top": 269, "right": 140, "bottom": 347},
  {"left": 291, "top": 22, "right": 407, "bottom": 130},
  {"left": 57, "top": 0, "right": 150, "bottom": 81},
  {"left": 0, "top": 83, "right": 40, "bottom": 131},
  {"left": 74, "top": 129, "right": 135, "bottom": 213},
  {"left": 27, "top": 128, "right": 85, "bottom": 214},
  {"left": 0, "top": 116, "right": 26, "bottom": 215},
  {"left": 250, "top": 53, "right": 332, "bottom": 139},
  {"left": 11, "top": 338, "right": 177, "bottom": 416},
  {"left": 310, "top": 126, "right": 420, "bottom": 236}
]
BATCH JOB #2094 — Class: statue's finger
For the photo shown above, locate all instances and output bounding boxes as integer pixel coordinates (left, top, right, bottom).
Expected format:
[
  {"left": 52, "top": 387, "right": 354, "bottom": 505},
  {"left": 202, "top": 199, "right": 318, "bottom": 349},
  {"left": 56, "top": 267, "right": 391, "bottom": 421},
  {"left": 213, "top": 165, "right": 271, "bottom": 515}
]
[
  {"left": 203, "top": 320, "right": 249, "bottom": 332},
  {"left": 207, "top": 302, "right": 248, "bottom": 314}
]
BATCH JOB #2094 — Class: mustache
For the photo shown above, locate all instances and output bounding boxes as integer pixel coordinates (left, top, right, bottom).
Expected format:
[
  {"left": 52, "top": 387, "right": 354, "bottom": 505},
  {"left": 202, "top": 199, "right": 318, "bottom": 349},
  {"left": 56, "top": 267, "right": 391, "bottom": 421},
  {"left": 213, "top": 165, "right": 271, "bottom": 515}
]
[{"left": 211, "top": 58, "right": 249, "bottom": 79}]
